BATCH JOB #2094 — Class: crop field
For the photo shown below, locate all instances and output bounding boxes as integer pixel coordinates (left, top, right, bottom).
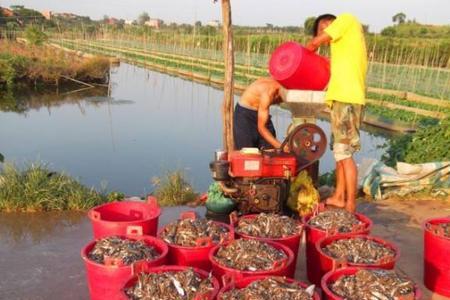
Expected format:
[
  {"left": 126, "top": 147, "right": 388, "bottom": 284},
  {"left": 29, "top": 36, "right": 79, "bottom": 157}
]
[{"left": 49, "top": 34, "right": 449, "bottom": 128}]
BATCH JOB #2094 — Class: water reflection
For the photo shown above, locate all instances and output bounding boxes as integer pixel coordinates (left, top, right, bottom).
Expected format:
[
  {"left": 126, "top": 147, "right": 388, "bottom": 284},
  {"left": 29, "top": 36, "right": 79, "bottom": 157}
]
[
  {"left": 0, "top": 212, "right": 85, "bottom": 244},
  {"left": 0, "top": 63, "right": 391, "bottom": 195}
]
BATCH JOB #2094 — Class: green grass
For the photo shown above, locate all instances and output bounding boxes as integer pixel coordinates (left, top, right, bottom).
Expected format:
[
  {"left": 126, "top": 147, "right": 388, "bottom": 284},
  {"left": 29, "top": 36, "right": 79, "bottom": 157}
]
[
  {"left": 0, "top": 162, "right": 122, "bottom": 212},
  {"left": 151, "top": 170, "right": 198, "bottom": 207}
]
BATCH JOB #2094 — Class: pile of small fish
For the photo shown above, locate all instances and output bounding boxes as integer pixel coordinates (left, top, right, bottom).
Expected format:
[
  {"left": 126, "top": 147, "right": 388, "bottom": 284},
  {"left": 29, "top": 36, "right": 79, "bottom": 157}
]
[
  {"left": 88, "top": 236, "right": 160, "bottom": 265},
  {"left": 323, "top": 238, "right": 396, "bottom": 264},
  {"left": 160, "top": 218, "right": 229, "bottom": 247},
  {"left": 125, "top": 268, "right": 214, "bottom": 300},
  {"left": 213, "top": 239, "right": 287, "bottom": 271},
  {"left": 308, "top": 209, "right": 363, "bottom": 232},
  {"left": 330, "top": 269, "right": 415, "bottom": 300},
  {"left": 236, "top": 213, "right": 301, "bottom": 238},
  {"left": 221, "top": 277, "right": 314, "bottom": 300},
  {"left": 428, "top": 222, "right": 450, "bottom": 237}
]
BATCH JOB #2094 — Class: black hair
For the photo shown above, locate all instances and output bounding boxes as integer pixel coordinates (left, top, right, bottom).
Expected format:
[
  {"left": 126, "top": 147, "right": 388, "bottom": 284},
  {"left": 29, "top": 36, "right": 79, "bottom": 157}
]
[{"left": 313, "top": 14, "right": 336, "bottom": 36}]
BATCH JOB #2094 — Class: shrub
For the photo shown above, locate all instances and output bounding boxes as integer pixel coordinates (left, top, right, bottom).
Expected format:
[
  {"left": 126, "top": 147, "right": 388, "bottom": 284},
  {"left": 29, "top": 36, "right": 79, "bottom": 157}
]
[{"left": 151, "top": 170, "right": 198, "bottom": 206}]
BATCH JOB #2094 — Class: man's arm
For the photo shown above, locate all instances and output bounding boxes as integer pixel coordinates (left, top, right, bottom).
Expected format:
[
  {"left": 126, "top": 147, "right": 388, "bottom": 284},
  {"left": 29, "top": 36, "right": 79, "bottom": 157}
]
[
  {"left": 257, "top": 94, "right": 281, "bottom": 149},
  {"left": 306, "top": 32, "right": 332, "bottom": 52}
]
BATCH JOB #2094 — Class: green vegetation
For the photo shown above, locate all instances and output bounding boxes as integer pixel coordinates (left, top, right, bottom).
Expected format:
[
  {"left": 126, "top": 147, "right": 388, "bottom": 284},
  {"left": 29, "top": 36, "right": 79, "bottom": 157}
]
[
  {"left": 0, "top": 41, "right": 110, "bottom": 90},
  {"left": 151, "top": 170, "right": 198, "bottom": 206},
  {"left": 382, "top": 22, "right": 450, "bottom": 39},
  {"left": 0, "top": 163, "right": 123, "bottom": 212},
  {"left": 382, "top": 118, "right": 450, "bottom": 167},
  {"left": 24, "top": 26, "right": 48, "bottom": 45}
]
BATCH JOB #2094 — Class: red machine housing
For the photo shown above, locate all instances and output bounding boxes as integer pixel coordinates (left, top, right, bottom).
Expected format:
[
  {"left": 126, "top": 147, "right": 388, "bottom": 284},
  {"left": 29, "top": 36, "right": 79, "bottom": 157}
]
[{"left": 228, "top": 151, "right": 297, "bottom": 178}]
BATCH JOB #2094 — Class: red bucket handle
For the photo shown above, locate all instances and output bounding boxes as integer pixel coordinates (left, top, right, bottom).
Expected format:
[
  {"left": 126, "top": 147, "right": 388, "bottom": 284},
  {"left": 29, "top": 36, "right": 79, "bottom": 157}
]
[
  {"left": 104, "top": 256, "right": 124, "bottom": 267},
  {"left": 331, "top": 258, "right": 347, "bottom": 271},
  {"left": 131, "top": 260, "right": 148, "bottom": 275},
  {"left": 273, "top": 259, "right": 287, "bottom": 269},
  {"left": 90, "top": 210, "right": 101, "bottom": 220},
  {"left": 221, "top": 274, "right": 236, "bottom": 287},
  {"left": 196, "top": 236, "right": 213, "bottom": 247},
  {"left": 146, "top": 196, "right": 160, "bottom": 209},
  {"left": 229, "top": 211, "right": 239, "bottom": 225},
  {"left": 428, "top": 223, "right": 446, "bottom": 237},
  {"left": 313, "top": 203, "right": 325, "bottom": 216},
  {"left": 126, "top": 225, "right": 143, "bottom": 236},
  {"left": 180, "top": 211, "right": 197, "bottom": 220}
]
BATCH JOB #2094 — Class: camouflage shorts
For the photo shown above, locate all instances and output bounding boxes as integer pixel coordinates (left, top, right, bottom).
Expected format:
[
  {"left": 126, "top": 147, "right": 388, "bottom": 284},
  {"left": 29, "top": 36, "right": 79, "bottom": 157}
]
[{"left": 330, "top": 101, "right": 364, "bottom": 161}]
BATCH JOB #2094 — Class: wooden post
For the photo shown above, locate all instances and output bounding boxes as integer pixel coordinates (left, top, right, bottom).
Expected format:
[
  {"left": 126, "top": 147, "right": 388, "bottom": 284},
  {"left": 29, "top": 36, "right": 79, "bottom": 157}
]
[{"left": 218, "top": 0, "right": 235, "bottom": 151}]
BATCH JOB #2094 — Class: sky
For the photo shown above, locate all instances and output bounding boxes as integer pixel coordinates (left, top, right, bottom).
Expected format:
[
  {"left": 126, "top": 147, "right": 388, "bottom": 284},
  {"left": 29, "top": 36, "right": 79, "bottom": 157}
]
[{"left": 1, "top": 0, "right": 449, "bottom": 32}]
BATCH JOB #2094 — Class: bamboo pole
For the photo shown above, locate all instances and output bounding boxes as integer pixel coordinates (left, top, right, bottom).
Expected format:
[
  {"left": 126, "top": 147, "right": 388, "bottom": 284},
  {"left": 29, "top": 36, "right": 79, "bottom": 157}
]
[{"left": 219, "top": 0, "right": 235, "bottom": 151}]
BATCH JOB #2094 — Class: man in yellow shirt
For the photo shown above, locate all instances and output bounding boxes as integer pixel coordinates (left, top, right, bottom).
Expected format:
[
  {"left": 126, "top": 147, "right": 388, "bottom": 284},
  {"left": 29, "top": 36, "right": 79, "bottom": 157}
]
[{"left": 306, "top": 13, "right": 367, "bottom": 212}]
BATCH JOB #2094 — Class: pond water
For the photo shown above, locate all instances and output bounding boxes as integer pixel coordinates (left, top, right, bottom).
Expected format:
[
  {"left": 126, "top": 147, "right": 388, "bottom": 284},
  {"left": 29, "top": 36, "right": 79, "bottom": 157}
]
[{"left": 0, "top": 63, "right": 390, "bottom": 195}]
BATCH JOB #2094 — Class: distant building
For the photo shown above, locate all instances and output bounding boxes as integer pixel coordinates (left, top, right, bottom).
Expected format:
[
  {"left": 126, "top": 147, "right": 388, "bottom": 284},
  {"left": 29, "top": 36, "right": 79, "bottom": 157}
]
[
  {"left": 125, "top": 20, "right": 136, "bottom": 25},
  {"left": 0, "top": 7, "right": 15, "bottom": 17},
  {"left": 105, "top": 17, "right": 119, "bottom": 25},
  {"left": 145, "top": 19, "right": 163, "bottom": 29},
  {"left": 53, "top": 12, "right": 78, "bottom": 19},
  {"left": 41, "top": 10, "right": 52, "bottom": 20},
  {"left": 207, "top": 20, "right": 220, "bottom": 27}
]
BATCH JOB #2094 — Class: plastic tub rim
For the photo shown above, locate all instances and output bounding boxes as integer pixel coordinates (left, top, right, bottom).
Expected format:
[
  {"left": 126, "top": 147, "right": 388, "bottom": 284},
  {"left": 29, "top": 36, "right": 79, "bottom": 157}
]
[
  {"left": 122, "top": 265, "right": 220, "bottom": 300},
  {"left": 422, "top": 216, "right": 450, "bottom": 241},
  {"left": 302, "top": 211, "right": 373, "bottom": 235},
  {"left": 88, "top": 199, "right": 162, "bottom": 224},
  {"left": 208, "top": 239, "right": 295, "bottom": 276},
  {"left": 315, "top": 234, "right": 400, "bottom": 269},
  {"left": 157, "top": 220, "right": 234, "bottom": 250},
  {"left": 217, "top": 275, "right": 321, "bottom": 300},
  {"left": 321, "top": 266, "right": 423, "bottom": 300},
  {"left": 232, "top": 213, "right": 304, "bottom": 241},
  {"left": 81, "top": 235, "right": 169, "bottom": 269}
]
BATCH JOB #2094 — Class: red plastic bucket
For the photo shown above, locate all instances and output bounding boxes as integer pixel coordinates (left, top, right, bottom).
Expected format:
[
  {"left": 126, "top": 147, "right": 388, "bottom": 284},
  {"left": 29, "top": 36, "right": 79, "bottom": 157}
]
[
  {"left": 81, "top": 226, "right": 169, "bottom": 300},
  {"left": 269, "top": 41, "right": 330, "bottom": 90},
  {"left": 158, "top": 211, "right": 234, "bottom": 272},
  {"left": 423, "top": 216, "right": 450, "bottom": 297},
  {"left": 209, "top": 239, "right": 294, "bottom": 285},
  {"left": 316, "top": 234, "right": 399, "bottom": 280},
  {"left": 122, "top": 265, "right": 220, "bottom": 300},
  {"left": 321, "top": 267, "right": 422, "bottom": 300},
  {"left": 230, "top": 212, "right": 303, "bottom": 278},
  {"left": 302, "top": 208, "right": 373, "bottom": 285},
  {"left": 88, "top": 196, "right": 161, "bottom": 239},
  {"left": 217, "top": 275, "right": 321, "bottom": 300}
]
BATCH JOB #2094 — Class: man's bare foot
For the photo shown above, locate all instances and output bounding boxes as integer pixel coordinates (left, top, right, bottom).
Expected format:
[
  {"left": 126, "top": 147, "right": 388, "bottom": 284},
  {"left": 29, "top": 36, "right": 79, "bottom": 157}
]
[
  {"left": 325, "top": 196, "right": 346, "bottom": 208},
  {"left": 345, "top": 202, "right": 356, "bottom": 213}
]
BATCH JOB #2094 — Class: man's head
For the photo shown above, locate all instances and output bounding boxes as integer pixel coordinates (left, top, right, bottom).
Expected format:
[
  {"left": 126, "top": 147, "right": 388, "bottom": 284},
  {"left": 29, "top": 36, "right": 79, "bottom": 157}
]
[{"left": 313, "top": 14, "right": 336, "bottom": 37}]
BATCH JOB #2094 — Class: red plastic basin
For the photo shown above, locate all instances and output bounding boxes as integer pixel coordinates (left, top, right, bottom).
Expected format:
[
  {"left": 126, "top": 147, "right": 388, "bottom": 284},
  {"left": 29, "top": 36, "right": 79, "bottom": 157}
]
[
  {"left": 302, "top": 210, "right": 373, "bottom": 285},
  {"left": 316, "top": 234, "right": 399, "bottom": 280},
  {"left": 122, "top": 265, "right": 220, "bottom": 300},
  {"left": 321, "top": 267, "right": 422, "bottom": 300},
  {"left": 217, "top": 275, "right": 321, "bottom": 300},
  {"left": 158, "top": 211, "right": 234, "bottom": 272},
  {"left": 81, "top": 226, "right": 168, "bottom": 300},
  {"left": 209, "top": 239, "right": 294, "bottom": 285},
  {"left": 423, "top": 216, "right": 450, "bottom": 297},
  {"left": 230, "top": 213, "right": 303, "bottom": 278},
  {"left": 269, "top": 41, "right": 330, "bottom": 90},
  {"left": 88, "top": 196, "right": 161, "bottom": 239}
]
